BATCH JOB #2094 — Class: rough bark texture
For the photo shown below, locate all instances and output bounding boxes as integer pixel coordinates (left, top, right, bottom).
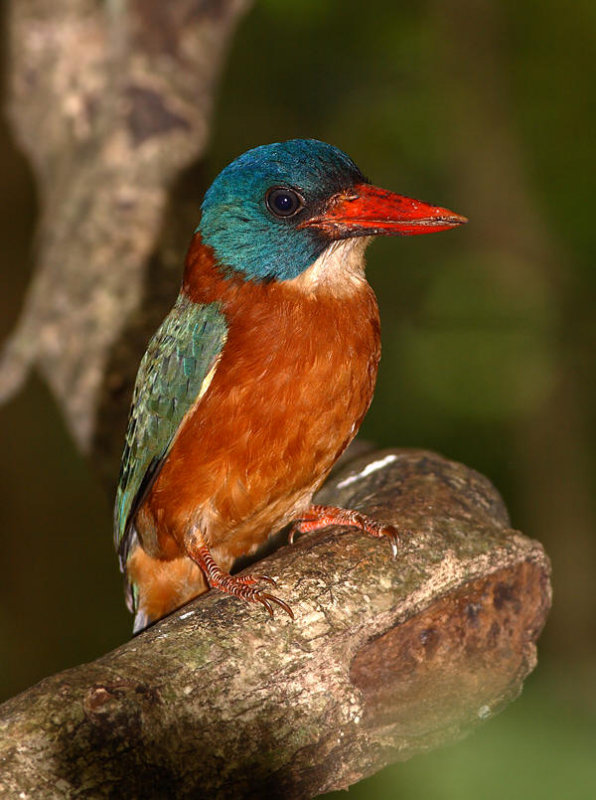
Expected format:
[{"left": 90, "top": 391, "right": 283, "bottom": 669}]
[
  {"left": 0, "top": 449, "right": 551, "bottom": 799},
  {"left": 0, "top": 0, "right": 251, "bottom": 482}
]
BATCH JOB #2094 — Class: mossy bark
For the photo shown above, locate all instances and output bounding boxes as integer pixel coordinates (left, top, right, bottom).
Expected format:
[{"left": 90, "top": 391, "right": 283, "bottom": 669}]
[{"left": 0, "top": 450, "right": 551, "bottom": 798}]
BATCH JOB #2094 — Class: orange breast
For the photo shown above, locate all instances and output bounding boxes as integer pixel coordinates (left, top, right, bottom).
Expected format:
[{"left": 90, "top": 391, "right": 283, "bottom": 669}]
[{"left": 136, "top": 237, "right": 381, "bottom": 569}]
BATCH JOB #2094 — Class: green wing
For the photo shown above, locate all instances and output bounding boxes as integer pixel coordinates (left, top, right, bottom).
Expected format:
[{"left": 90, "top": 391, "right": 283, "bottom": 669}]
[{"left": 114, "top": 294, "right": 228, "bottom": 565}]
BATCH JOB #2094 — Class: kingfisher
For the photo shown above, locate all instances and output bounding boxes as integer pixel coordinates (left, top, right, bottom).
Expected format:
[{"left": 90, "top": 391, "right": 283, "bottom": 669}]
[{"left": 114, "top": 139, "right": 466, "bottom": 632}]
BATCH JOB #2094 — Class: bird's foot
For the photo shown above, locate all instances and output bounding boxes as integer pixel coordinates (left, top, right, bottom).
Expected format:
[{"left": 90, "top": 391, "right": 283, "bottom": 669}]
[
  {"left": 289, "top": 504, "right": 401, "bottom": 558},
  {"left": 188, "top": 533, "right": 294, "bottom": 619}
]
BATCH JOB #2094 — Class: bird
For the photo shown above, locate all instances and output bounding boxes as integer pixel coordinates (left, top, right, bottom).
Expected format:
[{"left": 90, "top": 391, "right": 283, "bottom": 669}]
[{"left": 114, "top": 139, "right": 466, "bottom": 632}]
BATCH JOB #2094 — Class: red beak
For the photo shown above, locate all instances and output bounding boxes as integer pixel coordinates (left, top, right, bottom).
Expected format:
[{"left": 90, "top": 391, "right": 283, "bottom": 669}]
[{"left": 302, "top": 183, "right": 467, "bottom": 238}]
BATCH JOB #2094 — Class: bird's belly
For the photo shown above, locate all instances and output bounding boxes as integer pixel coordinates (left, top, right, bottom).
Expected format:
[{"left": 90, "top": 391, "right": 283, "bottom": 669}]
[
  {"left": 209, "top": 372, "right": 369, "bottom": 561},
  {"left": 138, "top": 283, "right": 380, "bottom": 566}
]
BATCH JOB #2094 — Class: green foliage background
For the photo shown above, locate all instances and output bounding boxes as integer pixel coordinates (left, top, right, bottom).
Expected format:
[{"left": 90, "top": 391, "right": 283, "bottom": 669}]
[{"left": 1, "top": 1, "right": 595, "bottom": 796}]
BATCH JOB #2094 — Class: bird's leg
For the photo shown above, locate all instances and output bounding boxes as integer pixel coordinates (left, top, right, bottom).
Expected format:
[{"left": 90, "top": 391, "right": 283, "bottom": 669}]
[
  {"left": 289, "top": 504, "right": 401, "bottom": 558},
  {"left": 186, "top": 530, "right": 294, "bottom": 619}
]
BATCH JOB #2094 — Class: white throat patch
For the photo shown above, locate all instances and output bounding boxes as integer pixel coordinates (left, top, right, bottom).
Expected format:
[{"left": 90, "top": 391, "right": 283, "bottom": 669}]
[{"left": 287, "top": 237, "right": 372, "bottom": 296}]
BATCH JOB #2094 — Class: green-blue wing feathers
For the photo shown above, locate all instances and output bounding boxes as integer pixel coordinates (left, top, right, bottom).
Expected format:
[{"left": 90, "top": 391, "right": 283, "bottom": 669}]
[{"left": 114, "top": 294, "right": 228, "bottom": 564}]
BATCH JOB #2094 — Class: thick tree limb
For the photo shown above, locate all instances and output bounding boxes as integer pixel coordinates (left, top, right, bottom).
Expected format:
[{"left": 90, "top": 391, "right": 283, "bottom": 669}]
[
  {"left": 0, "top": 450, "right": 551, "bottom": 798},
  {"left": 1, "top": 0, "right": 251, "bottom": 473}
]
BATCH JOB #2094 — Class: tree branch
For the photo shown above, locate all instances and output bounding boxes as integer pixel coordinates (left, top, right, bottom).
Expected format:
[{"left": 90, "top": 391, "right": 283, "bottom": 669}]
[
  {"left": 1, "top": 0, "right": 252, "bottom": 478},
  {"left": 0, "top": 450, "right": 551, "bottom": 798}
]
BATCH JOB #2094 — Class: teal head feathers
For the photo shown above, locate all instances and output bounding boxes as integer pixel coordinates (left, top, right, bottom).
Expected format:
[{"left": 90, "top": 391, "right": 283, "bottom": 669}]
[
  {"left": 198, "top": 139, "right": 366, "bottom": 281},
  {"left": 198, "top": 139, "right": 467, "bottom": 283}
]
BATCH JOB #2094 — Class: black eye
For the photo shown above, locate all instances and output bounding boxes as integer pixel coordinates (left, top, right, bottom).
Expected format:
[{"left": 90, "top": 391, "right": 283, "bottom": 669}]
[{"left": 265, "top": 187, "right": 304, "bottom": 218}]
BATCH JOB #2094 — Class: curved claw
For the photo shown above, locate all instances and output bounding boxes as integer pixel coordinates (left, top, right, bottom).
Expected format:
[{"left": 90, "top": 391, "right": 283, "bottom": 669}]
[
  {"left": 187, "top": 533, "right": 294, "bottom": 620},
  {"left": 367, "top": 522, "right": 402, "bottom": 559},
  {"left": 390, "top": 535, "right": 399, "bottom": 559},
  {"left": 219, "top": 580, "right": 294, "bottom": 620},
  {"left": 258, "top": 592, "right": 295, "bottom": 620},
  {"left": 289, "top": 513, "right": 322, "bottom": 543},
  {"left": 259, "top": 596, "right": 275, "bottom": 617},
  {"left": 256, "top": 574, "right": 277, "bottom": 588},
  {"left": 379, "top": 526, "right": 400, "bottom": 559}
]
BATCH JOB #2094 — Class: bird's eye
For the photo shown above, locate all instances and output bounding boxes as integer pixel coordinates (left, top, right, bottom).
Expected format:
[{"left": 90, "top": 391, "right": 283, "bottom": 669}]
[{"left": 265, "top": 187, "right": 304, "bottom": 218}]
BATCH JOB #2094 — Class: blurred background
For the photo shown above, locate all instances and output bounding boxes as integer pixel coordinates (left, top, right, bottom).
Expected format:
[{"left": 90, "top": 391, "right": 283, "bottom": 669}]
[{"left": 1, "top": 0, "right": 595, "bottom": 797}]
